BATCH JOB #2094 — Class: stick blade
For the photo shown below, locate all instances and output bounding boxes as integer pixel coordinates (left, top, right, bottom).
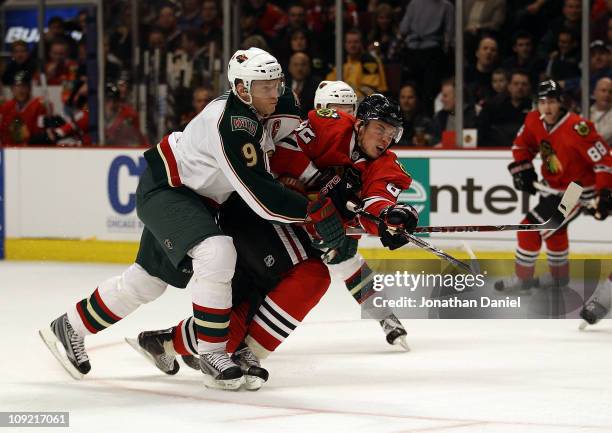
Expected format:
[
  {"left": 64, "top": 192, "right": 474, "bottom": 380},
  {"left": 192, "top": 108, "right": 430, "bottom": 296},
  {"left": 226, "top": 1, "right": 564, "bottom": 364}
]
[{"left": 557, "top": 182, "right": 583, "bottom": 218}]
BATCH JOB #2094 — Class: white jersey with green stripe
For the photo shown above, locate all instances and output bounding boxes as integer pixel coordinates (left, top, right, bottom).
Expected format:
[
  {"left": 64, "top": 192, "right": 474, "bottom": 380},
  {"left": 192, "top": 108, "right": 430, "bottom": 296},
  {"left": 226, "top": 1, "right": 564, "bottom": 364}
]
[{"left": 158, "top": 92, "right": 308, "bottom": 224}]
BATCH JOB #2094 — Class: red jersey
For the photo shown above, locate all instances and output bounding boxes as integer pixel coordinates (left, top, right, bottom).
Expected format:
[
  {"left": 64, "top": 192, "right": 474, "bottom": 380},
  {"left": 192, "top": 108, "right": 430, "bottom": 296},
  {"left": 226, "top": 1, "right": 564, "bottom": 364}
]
[
  {"left": 0, "top": 97, "right": 47, "bottom": 145},
  {"left": 513, "top": 111, "right": 612, "bottom": 194},
  {"left": 45, "top": 60, "right": 78, "bottom": 86},
  {"left": 105, "top": 104, "right": 147, "bottom": 146},
  {"left": 271, "top": 109, "right": 412, "bottom": 234},
  {"left": 55, "top": 109, "right": 91, "bottom": 146},
  {"left": 256, "top": 3, "right": 288, "bottom": 39}
]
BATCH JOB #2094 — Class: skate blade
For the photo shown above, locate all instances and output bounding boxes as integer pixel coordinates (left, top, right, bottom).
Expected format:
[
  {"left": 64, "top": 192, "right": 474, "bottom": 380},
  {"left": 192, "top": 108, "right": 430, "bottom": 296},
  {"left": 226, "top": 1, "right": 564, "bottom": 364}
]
[
  {"left": 125, "top": 337, "right": 177, "bottom": 375},
  {"left": 243, "top": 375, "right": 266, "bottom": 391},
  {"left": 578, "top": 321, "right": 589, "bottom": 331},
  {"left": 202, "top": 375, "right": 244, "bottom": 391},
  {"left": 394, "top": 335, "right": 411, "bottom": 352},
  {"left": 38, "top": 327, "right": 84, "bottom": 380}
]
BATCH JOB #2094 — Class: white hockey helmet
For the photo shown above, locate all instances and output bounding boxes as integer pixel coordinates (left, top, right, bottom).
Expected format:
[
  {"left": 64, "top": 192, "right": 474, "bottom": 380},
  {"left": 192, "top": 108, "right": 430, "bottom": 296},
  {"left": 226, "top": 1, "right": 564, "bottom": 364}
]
[
  {"left": 227, "top": 47, "right": 284, "bottom": 104},
  {"left": 314, "top": 80, "right": 357, "bottom": 113}
]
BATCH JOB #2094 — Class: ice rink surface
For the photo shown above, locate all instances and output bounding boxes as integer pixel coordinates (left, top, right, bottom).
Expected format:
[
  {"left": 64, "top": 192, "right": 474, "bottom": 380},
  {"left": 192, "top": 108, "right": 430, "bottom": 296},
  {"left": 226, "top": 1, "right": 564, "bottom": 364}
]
[{"left": 2, "top": 261, "right": 612, "bottom": 433}]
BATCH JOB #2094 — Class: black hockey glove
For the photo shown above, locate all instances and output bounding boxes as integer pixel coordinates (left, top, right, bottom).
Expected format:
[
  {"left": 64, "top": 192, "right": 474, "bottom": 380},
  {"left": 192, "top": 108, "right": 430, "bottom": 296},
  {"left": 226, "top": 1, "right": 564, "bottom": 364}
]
[
  {"left": 318, "top": 166, "right": 362, "bottom": 219},
  {"left": 378, "top": 204, "right": 419, "bottom": 250},
  {"left": 508, "top": 160, "right": 537, "bottom": 195},
  {"left": 594, "top": 188, "right": 611, "bottom": 221}
]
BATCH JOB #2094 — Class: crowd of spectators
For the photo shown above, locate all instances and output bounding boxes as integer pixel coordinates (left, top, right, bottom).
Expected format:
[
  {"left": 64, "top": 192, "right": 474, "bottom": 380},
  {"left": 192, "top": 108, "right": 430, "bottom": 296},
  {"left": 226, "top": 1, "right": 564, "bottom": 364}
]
[{"left": 0, "top": 0, "right": 611, "bottom": 148}]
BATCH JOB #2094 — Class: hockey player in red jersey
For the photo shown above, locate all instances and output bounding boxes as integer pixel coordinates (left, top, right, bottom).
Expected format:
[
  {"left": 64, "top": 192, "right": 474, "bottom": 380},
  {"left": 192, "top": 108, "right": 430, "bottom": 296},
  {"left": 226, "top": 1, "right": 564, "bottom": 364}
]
[
  {"left": 0, "top": 71, "right": 47, "bottom": 145},
  {"left": 496, "top": 80, "right": 612, "bottom": 292},
  {"left": 272, "top": 81, "right": 410, "bottom": 350},
  {"left": 104, "top": 83, "right": 147, "bottom": 146}
]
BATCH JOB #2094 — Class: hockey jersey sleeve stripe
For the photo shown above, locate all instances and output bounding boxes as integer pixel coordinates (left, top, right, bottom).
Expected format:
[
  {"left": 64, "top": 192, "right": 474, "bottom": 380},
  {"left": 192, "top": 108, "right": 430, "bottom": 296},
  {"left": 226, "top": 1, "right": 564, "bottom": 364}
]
[
  {"left": 157, "top": 135, "right": 183, "bottom": 187},
  {"left": 362, "top": 196, "right": 394, "bottom": 210},
  {"left": 594, "top": 165, "right": 612, "bottom": 174}
]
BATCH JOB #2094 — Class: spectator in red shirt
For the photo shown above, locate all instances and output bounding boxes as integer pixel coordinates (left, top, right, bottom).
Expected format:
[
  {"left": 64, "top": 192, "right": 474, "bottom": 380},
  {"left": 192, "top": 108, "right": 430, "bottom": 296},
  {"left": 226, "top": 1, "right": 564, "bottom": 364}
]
[
  {"left": 0, "top": 71, "right": 47, "bottom": 146},
  {"left": 45, "top": 39, "right": 78, "bottom": 86},
  {"left": 245, "top": 0, "right": 288, "bottom": 40},
  {"left": 104, "top": 83, "right": 147, "bottom": 147}
]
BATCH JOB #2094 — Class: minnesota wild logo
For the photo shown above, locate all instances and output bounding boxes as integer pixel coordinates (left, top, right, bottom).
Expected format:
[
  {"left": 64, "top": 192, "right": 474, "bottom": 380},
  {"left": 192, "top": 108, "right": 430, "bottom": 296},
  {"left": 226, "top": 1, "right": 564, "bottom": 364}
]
[{"left": 539, "top": 140, "right": 563, "bottom": 174}]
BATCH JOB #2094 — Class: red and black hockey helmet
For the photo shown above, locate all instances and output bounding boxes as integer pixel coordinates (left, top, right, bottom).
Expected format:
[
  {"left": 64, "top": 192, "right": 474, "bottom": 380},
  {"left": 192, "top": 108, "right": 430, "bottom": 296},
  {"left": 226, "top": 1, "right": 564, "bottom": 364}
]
[
  {"left": 356, "top": 93, "right": 403, "bottom": 142},
  {"left": 537, "top": 79, "right": 562, "bottom": 101}
]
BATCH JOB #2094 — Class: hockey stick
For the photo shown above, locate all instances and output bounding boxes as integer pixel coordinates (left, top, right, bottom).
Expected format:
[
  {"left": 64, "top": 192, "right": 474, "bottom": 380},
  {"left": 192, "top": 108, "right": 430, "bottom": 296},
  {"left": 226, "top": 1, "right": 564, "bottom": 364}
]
[
  {"left": 347, "top": 182, "right": 583, "bottom": 235},
  {"left": 346, "top": 202, "right": 478, "bottom": 275},
  {"left": 533, "top": 181, "right": 597, "bottom": 212}
]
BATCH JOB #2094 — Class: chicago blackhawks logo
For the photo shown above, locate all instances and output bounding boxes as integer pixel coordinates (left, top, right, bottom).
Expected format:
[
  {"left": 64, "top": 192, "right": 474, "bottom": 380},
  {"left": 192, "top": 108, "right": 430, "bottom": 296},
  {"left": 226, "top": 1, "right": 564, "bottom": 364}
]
[
  {"left": 9, "top": 116, "right": 30, "bottom": 144},
  {"left": 315, "top": 108, "right": 340, "bottom": 119},
  {"left": 573, "top": 121, "right": 590, "bottom": 137},
  {"left": 539, "top": 140, "right": 563, "bottom": 174}
]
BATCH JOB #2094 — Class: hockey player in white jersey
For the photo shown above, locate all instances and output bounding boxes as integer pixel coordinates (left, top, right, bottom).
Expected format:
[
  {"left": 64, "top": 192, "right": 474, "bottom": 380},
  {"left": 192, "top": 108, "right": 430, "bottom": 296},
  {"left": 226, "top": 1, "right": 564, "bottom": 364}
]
[{"left": 38, "top": 48, "right": 348, "bottom": 390}]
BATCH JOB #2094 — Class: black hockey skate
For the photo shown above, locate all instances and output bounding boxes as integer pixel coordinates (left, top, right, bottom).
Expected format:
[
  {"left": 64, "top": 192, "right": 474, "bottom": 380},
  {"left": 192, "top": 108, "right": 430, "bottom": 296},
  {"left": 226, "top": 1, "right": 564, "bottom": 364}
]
[
  {"left": 125, "top": 328, "right": 179, "bottom": 375},
  {"left": 199, "top": 352, "right": 244, "bottom": 390},
  {"left": 232, "top": 343, "right": 269, "bottom": 391},
  {"left": 579, "top": 300, "right": 609, "bottom": 330},
  {"left": 39, "top": 313, "right": 91, "bottom": 379},
  {"left": 380, "top": 314, "right": 409, "bottom": 351},
  {"left": 181, "top": 355, "right": 201, "bottom": 370}
]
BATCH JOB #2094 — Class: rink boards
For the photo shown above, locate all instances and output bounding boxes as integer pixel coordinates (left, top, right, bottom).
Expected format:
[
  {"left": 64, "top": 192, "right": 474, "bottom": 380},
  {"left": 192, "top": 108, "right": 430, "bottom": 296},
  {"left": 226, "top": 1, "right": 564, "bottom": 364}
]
[{"left": 1, "top": 147, "right": 610, "bottom": 262}]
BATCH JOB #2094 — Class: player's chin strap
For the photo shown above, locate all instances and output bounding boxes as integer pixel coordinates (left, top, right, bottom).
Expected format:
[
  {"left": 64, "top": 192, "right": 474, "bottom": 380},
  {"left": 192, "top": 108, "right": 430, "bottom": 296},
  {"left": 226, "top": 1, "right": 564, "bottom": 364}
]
[{"left": 346, "top": 202, "right": 479, "bottom": 275}]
